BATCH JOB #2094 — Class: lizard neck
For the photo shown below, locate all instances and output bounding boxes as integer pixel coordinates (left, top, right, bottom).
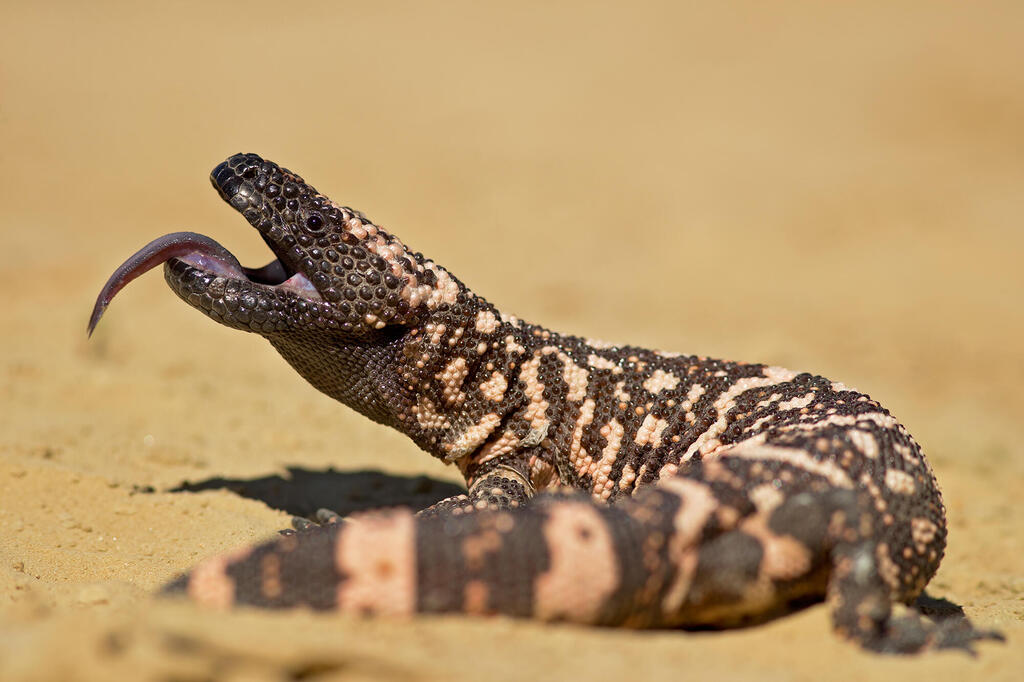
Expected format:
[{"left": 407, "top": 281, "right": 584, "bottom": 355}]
[
  {"left": 264, "top": 271, "right": 549, "bottom": 467},
  {"left": 390, "top": 295, "right": 543, "bottom": 463}
]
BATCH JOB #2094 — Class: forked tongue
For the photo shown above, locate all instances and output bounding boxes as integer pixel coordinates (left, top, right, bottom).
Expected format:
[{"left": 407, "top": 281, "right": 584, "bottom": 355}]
[{"left": 87, "top": 231, "right": 245, "bottom": 336}]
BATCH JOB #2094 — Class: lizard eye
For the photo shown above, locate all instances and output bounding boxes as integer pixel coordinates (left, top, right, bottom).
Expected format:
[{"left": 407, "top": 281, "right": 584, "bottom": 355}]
[{"left": 305, "top": 213, "right": 324, "bottom": 232}]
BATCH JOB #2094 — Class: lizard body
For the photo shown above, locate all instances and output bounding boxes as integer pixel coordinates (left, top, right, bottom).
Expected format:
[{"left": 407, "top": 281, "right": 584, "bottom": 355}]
[{"left": 91, "top": 153, "right": 1000, "bottom": 653}]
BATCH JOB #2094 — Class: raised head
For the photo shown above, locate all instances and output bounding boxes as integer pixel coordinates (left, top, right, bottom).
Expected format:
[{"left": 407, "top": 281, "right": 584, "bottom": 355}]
[
  {"left": 91, "top": 154, "right": 473, "bottom": 336},
  {"left": 89, "top": 153, "right": 512, "bottom": 438}
]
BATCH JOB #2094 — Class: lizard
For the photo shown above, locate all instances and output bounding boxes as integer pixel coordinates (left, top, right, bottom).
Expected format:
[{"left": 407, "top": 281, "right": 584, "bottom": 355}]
[{"left": 88, "top": 152, "right": 1002, "bottom": 654}]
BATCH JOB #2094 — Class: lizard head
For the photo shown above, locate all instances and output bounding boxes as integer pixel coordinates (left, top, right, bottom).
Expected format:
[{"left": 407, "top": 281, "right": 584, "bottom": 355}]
[
  {"left": 89, "top": 153, "right": 462, "bottom": 338},
  {"left": 89, "top": 154, "right": 475, "bottom": 427},
  {"left": 200, "top": 152, "right": 425, "bottom": 335}
]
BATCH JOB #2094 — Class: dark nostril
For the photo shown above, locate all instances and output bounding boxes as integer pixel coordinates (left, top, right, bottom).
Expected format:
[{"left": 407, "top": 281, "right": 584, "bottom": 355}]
[{"left": 212, "top": 154, "right": 272, "bottom": 203}]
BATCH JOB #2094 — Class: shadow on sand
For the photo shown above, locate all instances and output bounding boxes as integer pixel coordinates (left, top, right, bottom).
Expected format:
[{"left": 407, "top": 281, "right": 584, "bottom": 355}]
[{"left": 163, "top": 466, "right": 466, "bottom": 518}]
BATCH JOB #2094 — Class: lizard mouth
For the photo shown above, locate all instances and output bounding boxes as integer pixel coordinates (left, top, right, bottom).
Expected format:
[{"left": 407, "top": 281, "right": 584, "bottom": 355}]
[{"left": 87, "top": 231, "right": 321, "bottom": 336}]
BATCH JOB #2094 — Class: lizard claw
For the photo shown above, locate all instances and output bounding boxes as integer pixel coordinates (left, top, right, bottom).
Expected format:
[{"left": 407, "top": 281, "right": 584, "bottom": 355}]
[
  {"left": 280, "top": 509, "right": 345, "bottom": 536},
  {"left": 865, "top": 612, "right": 1006, "bottom": 655},
  {"left": 928, "top": 620, "right": 1006, "bottom": 656},
  {"left": 288, "top": 516, "right": 319, "bottom": 533},
  {"left": 315, "top": 508, "right": 344, "bottom": 525}
]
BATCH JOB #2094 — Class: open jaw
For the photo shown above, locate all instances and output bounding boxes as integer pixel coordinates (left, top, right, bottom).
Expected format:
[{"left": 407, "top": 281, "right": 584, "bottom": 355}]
[{"left": 87, "top": 231, "right": 321, "bottom": 336}]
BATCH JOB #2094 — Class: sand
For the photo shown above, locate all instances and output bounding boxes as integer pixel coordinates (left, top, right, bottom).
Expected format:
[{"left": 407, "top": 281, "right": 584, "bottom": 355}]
[{"left": 1, "top": 1, "right": 1021, "bottom": 680}]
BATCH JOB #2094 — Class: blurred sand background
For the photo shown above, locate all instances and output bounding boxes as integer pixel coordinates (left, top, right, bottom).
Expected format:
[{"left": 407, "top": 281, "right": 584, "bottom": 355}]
[{"left": 1, "top": 1, "right": 1022, "bottom": 679}]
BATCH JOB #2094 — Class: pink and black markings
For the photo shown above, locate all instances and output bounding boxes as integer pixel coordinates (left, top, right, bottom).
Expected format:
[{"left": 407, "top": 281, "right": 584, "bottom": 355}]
[{"left": 92, "top": 154, "right": 1001, "bottom": 654}]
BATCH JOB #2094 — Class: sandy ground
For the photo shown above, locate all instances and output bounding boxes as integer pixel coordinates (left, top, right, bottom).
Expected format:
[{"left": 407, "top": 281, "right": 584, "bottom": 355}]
[{"left": 1, "top": 1, "right": 1022, "bottom": 680}]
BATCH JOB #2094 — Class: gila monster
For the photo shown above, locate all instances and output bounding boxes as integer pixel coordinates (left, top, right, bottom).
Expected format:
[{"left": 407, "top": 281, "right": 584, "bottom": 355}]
[{"left": 88, "top": 153, "right": 1002, "bottom": 654}]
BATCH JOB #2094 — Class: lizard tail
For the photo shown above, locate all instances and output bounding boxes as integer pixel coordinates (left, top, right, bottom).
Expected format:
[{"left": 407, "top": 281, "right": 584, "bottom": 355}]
[
  {"left": 163, "top": 490, "right": 677, "bottom": 624},
  {"left": 162, "top": 477, "right": 838, "bottom": 628},
  {"left": 161, "top": 469, "right": 1000, "bottom": 651}
]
